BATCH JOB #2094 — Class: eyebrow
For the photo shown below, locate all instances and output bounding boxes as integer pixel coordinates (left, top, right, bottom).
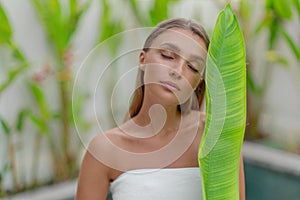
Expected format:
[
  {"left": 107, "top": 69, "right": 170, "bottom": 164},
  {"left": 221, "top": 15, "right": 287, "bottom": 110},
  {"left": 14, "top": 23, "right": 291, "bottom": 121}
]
[
  {"left": 159, "top": 42, "right": 205, "bottom": 63},
  {"left": 190, "top": 55, "right": 205, "bottom": 63},
  {"left": 159, "top": 42, "right": 181, "bottom": 53}
]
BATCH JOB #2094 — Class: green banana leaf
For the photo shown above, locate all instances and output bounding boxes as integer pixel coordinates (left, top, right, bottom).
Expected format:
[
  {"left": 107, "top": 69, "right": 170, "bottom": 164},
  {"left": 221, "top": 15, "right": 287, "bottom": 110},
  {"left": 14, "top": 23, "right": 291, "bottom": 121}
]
[{"left": 198, "top": 4, "right": 246, "bottom": 200}]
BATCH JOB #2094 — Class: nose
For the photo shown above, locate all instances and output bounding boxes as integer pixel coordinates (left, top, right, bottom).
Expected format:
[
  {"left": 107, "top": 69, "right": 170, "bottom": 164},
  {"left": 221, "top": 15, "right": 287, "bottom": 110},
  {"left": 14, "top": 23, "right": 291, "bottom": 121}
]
[{"left": 169, "top": 59, "right": 185, "bottom": 79}]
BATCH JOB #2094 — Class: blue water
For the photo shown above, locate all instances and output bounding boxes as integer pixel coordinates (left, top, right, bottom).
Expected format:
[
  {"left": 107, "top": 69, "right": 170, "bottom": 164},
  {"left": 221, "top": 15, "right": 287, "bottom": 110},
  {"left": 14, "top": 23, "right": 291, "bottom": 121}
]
[{"left": 245, "top": 162, "right": 300, "bottom": 200}]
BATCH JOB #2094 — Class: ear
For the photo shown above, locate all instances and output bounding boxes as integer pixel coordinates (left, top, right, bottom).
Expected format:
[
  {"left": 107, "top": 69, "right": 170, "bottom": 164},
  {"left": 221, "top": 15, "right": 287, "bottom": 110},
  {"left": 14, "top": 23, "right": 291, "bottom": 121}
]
[{"left": 139, "top": 51, "right": 146, "bottom": 71}]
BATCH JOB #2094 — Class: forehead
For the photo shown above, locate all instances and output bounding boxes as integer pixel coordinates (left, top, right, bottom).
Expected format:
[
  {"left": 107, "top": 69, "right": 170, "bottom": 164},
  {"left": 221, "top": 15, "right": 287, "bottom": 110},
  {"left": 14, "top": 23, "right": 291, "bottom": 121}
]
[{"left": 150, "top": 28, "right": 207, "bottom": 57}]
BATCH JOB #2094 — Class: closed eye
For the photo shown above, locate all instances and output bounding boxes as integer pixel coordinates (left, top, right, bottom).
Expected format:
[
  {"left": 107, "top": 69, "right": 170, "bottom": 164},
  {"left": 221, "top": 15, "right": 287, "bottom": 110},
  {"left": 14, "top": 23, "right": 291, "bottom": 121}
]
[
  {"left": 161, "top": 53, "right": 174, "bottom": 59},
  {"left": 160, "top": 50, "right": 175, "bottom": 59},
  {"left": 187, "top": 63, "right": 199, "bottom": 73}
]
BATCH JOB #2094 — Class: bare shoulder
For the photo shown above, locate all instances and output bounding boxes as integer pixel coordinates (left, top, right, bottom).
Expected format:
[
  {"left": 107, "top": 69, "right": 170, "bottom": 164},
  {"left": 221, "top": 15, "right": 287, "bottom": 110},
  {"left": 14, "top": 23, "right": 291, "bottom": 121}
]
[
  {"left": 89, "top": 127, "right": 131, "bottom": 154},
  {"left": 88, "top": 128, "right": 121, "bottom": 151},
  {"left": 87, "top": 127, "right": 134, "bottom": 174},
  {"left": 85, "top": 130, "right": 120, "bottom": 173},
  {"left": 76, "top": 129, "right": 124, "bottom": 200}
]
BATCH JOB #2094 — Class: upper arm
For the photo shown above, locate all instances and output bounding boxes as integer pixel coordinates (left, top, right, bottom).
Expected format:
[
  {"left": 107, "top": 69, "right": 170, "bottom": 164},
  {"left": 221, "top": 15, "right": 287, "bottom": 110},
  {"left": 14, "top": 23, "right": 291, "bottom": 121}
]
[
  {"left": 76, "top": 139, "right": 111, "bottom": 200},
  {"left": 239, "top": 152, "right": 245, "bottom": 200}
]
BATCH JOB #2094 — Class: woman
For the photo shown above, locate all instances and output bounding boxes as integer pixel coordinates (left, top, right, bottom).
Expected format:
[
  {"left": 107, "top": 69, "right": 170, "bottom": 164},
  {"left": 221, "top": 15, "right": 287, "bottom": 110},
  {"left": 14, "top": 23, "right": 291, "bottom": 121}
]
[{"left": 76, "top": 18, "right": 245, "bottom": 200}]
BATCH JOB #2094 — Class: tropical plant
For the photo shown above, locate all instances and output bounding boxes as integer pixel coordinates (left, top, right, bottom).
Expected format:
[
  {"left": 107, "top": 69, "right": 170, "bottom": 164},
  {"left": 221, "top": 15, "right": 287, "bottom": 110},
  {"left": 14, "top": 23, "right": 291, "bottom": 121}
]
[
  {"left": 128, "top": 0, "right": 179, "bottom": 26},
  {"left": 16, "top": 80, "right": 59, "bottom": 184},
  {"left": 0, "top": 3, "right": 29, "bottom": 194},
  {"left": 30, "top": 0, "right": 92, "bottom": 176},
  {"left": 245, "top": 0, "right": 300, "bottom": 139},
  {"left": 215, "top": 0, "right": 299, "bottom": 141},
  {"left": 213, "top": 0, "right": 300, "bottom": 141},
  {"left": 0, "top": 4, "right": 28, "bottom": 95},
  {"left": 198, "top": 4, "right": 246, "bottom": 200},
  {"left": 0, "top": 0, "right": 93, "bottom": 195},
  {"left": 0, "top": 116, "right": 19, "bottom": 193}
]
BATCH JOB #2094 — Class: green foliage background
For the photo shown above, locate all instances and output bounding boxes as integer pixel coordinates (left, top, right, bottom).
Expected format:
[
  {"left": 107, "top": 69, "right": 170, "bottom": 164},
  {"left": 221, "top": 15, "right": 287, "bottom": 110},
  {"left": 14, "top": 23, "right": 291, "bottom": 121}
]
[{"left": 0, "top": 0, "right": 299, "bottom": 197}]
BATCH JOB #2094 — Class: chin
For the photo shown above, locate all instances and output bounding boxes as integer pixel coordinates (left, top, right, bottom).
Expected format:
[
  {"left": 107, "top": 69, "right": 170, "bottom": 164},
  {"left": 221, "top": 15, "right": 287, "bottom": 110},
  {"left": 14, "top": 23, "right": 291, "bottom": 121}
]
[{"left": 148, "top": 85, "right": 181, "bottom": 105}]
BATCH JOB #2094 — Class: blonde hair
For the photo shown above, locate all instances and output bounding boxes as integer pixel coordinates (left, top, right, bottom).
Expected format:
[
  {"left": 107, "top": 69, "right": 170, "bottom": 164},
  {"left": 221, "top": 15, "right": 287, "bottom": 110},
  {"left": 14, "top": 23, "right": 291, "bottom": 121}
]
[{"left": 127, "top": 18, "right": 210, "bottom": 120}]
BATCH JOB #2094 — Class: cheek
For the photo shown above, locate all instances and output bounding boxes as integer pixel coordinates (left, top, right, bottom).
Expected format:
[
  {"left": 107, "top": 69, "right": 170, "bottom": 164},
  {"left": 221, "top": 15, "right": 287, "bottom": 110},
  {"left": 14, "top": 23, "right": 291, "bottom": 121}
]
[
  {"left": 175, "top": 74, "right": 201, "bottom": 103},
  {"left": 182, "top": 73, "right": 201, "bottom": 89}
]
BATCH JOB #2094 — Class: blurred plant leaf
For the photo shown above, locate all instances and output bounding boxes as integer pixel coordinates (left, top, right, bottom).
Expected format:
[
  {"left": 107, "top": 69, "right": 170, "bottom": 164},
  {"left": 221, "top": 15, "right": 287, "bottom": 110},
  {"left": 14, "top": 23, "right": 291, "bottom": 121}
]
[
  {"left": 128, "top": 0, "right": 150, "bottom": 25},
  {"left": 265, "top": 50, "right": 289, "bottom": 65},
  {"left": 0, "top": 162, "right": 11, "bottom": 184},
  {"left": 8, "top": 40, "right": 28, "bottom": 64},
  {"left": 273, "top": 0, "right": 292, "bottom": 19},
  {"left": 17, "top": 109, "right": 50, "bottom": 137},
  {"left": 98, "top": 0, "right": 123, "bottom": 55},
  {"left": 0, "top": 116, "right": 10, "bottom": 136},
  {"left": 31, "top": 0, "right": 64, "bottom": 54},
  {"left": 254, "top": 13, "right": 271, "bottom": 34},
  {"left": 265, "top": 0, "right": 273, "bottom": 9},
  {"left": 0, "top": 4, "right": 12, "bottom": 45},
  {"left": 149, "top": 0, "right": 169, "bottom": 25},
  {"left": 246, "top": 71, "right": 262, "bottom": 95},
  {"left": 293, "top": 0, "right": 300, "bottom": 16},
  {"left": 149, "top": 0, "right": 179, "bottom": 26},
  {"left": 129, "top": 0, "right": 178, "bottom": 27},
  {"left": 255, "top": 0, "right": 300, "bottom": 62},
  {"left": 27, "top": 81, "right": 51, "bottom": 120},
  {"left": 0, "top": 5, "right": 29, "bottom": 96},
  {"left": 0, "top": 63, "right": 27, "bottom": 95},
  {"left": 52, "top": 112, "right": 61, "bottom": 119},
  {"left": 67, "top": 0, "right": 92, "bottom": 47},
  {"left": 71, "top": 92, "right": 91, "bottom": 131},
  {"left": 268, "top": 19, "right": 279, "bottom": 49},
  {"left": 31, "top": 0, "right": 91, "bottom": 56},
  {"left": 278, "top": 26, "right": 300, "bottom": 61},
  {"left": 258, "top": 0, "right": 293, "bottom": 49},
  {"left": 239, "top": 0, "right": 251, "bottom": 20}
]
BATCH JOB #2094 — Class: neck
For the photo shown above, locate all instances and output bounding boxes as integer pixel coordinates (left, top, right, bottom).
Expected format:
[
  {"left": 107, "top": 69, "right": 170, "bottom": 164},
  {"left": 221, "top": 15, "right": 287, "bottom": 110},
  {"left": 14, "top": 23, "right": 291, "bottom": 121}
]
[{"left": 133, "top": 99, "right": 182, "bottom": 136}]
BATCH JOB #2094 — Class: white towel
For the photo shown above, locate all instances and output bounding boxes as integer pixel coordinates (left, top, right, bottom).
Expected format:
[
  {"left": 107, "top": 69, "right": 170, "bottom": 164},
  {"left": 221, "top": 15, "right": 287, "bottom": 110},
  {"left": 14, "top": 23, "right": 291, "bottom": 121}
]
[{"left": 110, "top": 167, "right": 202, "bottom": 200}]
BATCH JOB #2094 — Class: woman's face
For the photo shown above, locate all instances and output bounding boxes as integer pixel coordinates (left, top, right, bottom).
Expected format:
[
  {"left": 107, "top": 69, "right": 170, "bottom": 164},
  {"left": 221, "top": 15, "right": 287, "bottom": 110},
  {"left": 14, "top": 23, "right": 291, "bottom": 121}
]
[{"left": 140, "top": 28, "right": 207, "bottom": 105}]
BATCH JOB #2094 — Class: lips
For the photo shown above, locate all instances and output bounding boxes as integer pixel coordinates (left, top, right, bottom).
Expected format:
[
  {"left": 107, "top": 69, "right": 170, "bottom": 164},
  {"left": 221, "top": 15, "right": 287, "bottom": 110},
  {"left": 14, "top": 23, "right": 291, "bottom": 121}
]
[{"left": 159, "top": 81, "right": 180, "bottom": 91}]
